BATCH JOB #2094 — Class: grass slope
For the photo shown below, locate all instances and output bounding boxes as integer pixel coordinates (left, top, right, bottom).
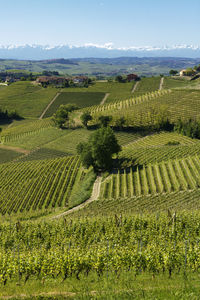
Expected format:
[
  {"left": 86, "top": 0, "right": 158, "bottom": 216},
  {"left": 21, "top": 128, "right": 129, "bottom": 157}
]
[
  {"left": 0, "top": 81, "right": 57, "bottom": 118},
  {"left": 0, "top": 148, "right": 21, "bottom": 163},
  {"left": 43, "top": 92, "right": 105, "bottom": 117}
]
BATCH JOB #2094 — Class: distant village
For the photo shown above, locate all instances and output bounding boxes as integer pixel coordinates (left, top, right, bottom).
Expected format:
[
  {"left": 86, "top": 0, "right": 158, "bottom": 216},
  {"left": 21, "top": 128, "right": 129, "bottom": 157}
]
[{"left": 0, "top": 64, "right": 200, "bottom": 87}]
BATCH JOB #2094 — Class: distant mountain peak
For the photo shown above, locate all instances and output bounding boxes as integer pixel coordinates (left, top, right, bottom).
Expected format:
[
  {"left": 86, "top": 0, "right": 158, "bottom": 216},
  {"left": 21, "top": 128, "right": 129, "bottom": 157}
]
[{"left": 0, "top": 44, "right": 199, "bottom": 59}]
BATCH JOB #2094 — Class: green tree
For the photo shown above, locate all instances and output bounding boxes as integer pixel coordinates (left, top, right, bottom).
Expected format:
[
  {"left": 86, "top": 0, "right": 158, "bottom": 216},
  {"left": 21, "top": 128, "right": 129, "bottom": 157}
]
[
  {"left": 80, "top": 112, "right": 92, "bottom": 128},
  {"left": 115, "top": 75, "right": 123, "bottom": 82},
  {"left": 98, "top": 115, "right": 112, "bottom": 127},
  {"left": 77, "top": 127, "right": 121, "bottom": 171},
  {"left": 115, "top": 116, "right": 126, "bottom": 130},
  {"left": 53, "top": 105, "right": 69, "bottom": 128},
  {"left": 169, "top": 70, "right": 178, "bottom": 76},
  {"left": 64, "top": 103, "right": 79, "bottom": 112}
]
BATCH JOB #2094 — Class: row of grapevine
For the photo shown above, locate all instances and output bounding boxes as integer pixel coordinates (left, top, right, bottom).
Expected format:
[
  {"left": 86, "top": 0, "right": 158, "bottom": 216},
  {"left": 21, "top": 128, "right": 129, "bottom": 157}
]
[
  {"left": 1, "top": 213, "right": 200, "bottom": 285},
  {"left": 123, "top": 132, "right": 199, "bottom": 149},
  {"left": 120, "top": 143, "right": 200, "bottom": 166},
  {"left": 80, "top": 89, "right": 171, "bottom": 114},
  {"left": 0, "top": 156, "right": 81, "bottom": 215},
  {"left": 0, "top": 118, "right": 53, "bottom": 143},
  {"left": 100, "top": 155, "right": 200, "bottom": 199}
]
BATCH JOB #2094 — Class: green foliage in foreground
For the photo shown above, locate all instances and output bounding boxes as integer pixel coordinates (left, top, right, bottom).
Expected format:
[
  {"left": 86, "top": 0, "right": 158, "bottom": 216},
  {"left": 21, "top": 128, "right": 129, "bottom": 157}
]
[
  {"left": 1, "top": 213, "right": 200, "bottom": 296},
  {"left": 1, "top": 272, "right": 200, "bottom": 299}
]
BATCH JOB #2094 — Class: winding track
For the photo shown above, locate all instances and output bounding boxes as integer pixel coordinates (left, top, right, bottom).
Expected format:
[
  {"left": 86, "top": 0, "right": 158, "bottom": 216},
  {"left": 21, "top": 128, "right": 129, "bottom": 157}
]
[
  {"left": 100, "top": 93, "right": 110, "bottom": 105},
  {"left": 39, "top": 92, "right": 61, "bottom": 119},
  {"left": 131, "top": 81, "right": 139, "bottom": 93},
  {"left": 52, "top": 175, "right": 102, "bottom": 219},
  {"left": 159, "top": 77, "right": 164, "bottom": 90}
]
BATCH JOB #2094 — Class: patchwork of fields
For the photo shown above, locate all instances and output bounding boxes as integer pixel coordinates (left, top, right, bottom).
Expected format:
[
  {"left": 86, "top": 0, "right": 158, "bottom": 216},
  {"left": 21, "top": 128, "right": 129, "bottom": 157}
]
[{"left": 0, "top": 76, "right": 200, "bottom": 217}]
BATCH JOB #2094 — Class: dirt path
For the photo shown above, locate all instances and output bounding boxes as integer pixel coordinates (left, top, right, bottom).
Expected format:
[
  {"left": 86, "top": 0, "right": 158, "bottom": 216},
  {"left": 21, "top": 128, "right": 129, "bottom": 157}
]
[
  {"left": 159, "top": 77, "right": 164, "bottom": 90},
  {"left": 39, "top": 92, "right": 61, "bottom": 119},
  {"left": 131, "top": 81, "right": 139, "bottom": 93},
  {"left": 0, "top": 144, "right": 30, "bottom": 154},
  {"left": 100, "top": 93, "right": 110, "bottom": 105},
  {"left": 53, "top": 176, "right": 102, "bottom": 219}
]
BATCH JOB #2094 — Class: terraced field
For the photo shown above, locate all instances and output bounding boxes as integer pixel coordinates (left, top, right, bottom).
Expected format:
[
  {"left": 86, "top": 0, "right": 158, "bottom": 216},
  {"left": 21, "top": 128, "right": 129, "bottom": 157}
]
[
  {"left": 2, "top": 127, "right": 71, "bottom": 150},
  {"left": 133, "top": 77, "right": 161, "bottom": 96},
  {"left": 163, "top": 77, "right": 191, "bottom": 89},
  {"left": 119, "top": 132, "right": 200, "bottom": 165},
  {"left": 88, "top": 89, "right": 200, "bottom": 127},
  {"left": 1, "top": 118, "right": 53, "bottom": 143},
  {"left": 43, "top": 92, "right": 105, "bottom": 117},
  {"left": 0, "top": 156, "right": 81, "bottom": 214},
  {"left": 70, "top": 189, "right": 200, "bottom": 217},
  {"left": 100, "top": 155, "right": 200, "bottom": 199},
  {"left": 43, "top": 128, "right": 93, "bottom": 154},
  {"left": 0, "top": 81, "right": 57, "bottom": 118}
]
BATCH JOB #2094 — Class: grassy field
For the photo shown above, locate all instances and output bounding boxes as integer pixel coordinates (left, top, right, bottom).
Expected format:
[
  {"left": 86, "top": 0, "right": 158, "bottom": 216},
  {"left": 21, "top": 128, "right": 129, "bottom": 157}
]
[
  {"left": 0, "top": 147, "right": 21, "bottom": 163},
  {"left": 133, "top": 77, "right": 161, "bottom": 96},
  {"left": 0, "top": 81, "right": 57, "bottom": 118},
  {"left": 60, "top": 81, "right": 134, "bottom": 103},
  {"left": 2, "top": 127, "right": 71, "bottom": 150},
  {"left": 163, "top": 77, "right": 191, "bottom": 89},
  {"left": 43, "top": 128, "right": 93, "bottom": 154},
  {"left": 43, "top": 92, "right": 105, "bottom": 117}
]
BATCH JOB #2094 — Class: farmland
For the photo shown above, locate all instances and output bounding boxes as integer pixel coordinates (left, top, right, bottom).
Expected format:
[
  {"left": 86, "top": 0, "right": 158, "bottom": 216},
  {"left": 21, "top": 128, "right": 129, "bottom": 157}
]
[
  {"left": 0, "top": 81, "right": 57, "bottom": 118},
  {"left": 43, "top": 92, "right": 105, "bottom": 117},
  {"left": 89, "top": 89, "right": 200, "bottom": 127},
  {"left": 2, "top": 213, "right": 200, "bottom": 298},
  {"left": 0, "top": 156, "right": 81, "bottom": 215},
  {"left": 1, "top": 74, "right": 200, "bottom": 298}
]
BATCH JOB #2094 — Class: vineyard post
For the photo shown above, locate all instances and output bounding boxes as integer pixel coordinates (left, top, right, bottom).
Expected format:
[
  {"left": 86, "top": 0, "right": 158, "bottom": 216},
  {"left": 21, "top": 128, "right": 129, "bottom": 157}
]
[
  {"left": 106, "top": 239, "right": 109, "bottom": 280},
  {"left": 184, "top": 239, "right": 187, "bottom": 278},
  {"left": 18, "top": 243, "right": 20, "bottom": 284}
]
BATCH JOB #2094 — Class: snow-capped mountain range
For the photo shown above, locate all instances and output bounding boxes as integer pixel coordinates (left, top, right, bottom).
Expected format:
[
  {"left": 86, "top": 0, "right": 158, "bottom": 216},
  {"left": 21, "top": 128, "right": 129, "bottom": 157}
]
[{"left": 0, "top": 44, "right": 200, "bottom": 59}]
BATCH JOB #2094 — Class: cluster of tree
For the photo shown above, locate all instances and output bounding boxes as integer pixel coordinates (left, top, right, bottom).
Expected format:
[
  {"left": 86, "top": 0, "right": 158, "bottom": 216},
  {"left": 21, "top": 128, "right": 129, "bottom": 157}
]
[
  {"left": 81, "top": 112, "right": 126, "bottom": 130},
  {"left": 169, "top": 70, "right": 178, "bottom": 76},
  {"left": 115, "top": 75, "right": 140, "bottom": 83},
  {"left": 77, "top": 126, "right": 121, "bottom": 171},
  {"left": 41, "top": 71, "right": 60, "bottom": 76},
  {"left": 0, "top": 108, "right": 21, "bottom": 123},
  {"left": 53, "top": 104, "right": 79, "bottom": 128},
  {"left": 174, "top": 119, "right": 200, "bottom": 139}
]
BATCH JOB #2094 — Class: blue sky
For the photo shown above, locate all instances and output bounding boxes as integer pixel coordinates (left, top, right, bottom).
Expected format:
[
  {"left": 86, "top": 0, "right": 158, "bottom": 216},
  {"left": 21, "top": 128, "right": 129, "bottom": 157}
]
[{"left": 0, "top": 0, "right": 199, "bottom": 47}]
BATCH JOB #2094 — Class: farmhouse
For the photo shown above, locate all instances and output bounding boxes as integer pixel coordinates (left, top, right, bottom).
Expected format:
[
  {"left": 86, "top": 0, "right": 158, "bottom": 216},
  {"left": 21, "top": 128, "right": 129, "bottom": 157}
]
[
  {"left": 179, "top": 70, "right": 187, "bottom": 76},
  {"left": 36, "top": 76, "right": 70, "bottom": 85},
  {"left": 73, "top": 76, "right": 88, "bottom": 83},
  {"left": 127, "top": 73, "right": 140, "bottom": 82}
]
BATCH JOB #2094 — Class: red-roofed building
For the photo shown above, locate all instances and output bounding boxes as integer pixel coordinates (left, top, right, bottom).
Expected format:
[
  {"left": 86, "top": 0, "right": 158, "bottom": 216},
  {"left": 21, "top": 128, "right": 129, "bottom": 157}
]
[{"left": 127, "top": 73, "right": 140, "bottom": 82}]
